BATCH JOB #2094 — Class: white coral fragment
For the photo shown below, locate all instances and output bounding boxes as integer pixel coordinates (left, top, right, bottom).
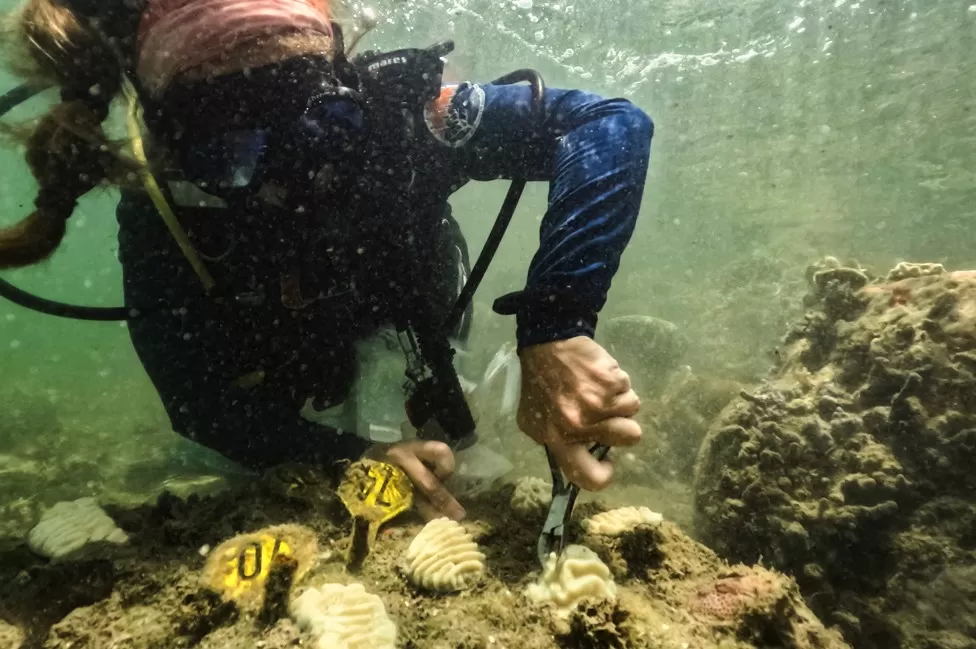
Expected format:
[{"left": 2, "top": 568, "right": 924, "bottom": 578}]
[
  {"left": 526, "top": 544, "right": 616, "bottom": 615},
  {"left": 582, "top": 506, "right": 663, "bottom": 536},
  {"left": 402, "top": 517, "right": 485, "bottom": 592},
  {"left": 290, "top": 583, "right": 396, "bottom": 649},
  {"left": 27, "top": 497, "right": 128, "bottom": 559},
  {"left": 886, "top": 261, "right": 945, "bottom": 282},
  {"left": 510, "top": 476, "right": 552, "bottom": 518}
]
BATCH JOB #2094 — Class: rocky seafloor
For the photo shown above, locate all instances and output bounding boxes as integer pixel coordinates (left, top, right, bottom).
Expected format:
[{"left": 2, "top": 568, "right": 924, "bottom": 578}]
[
  {"left": 0, "top": 462, "right": 849, "bottom": 649},
  {"left": 10, "top": 256, "right": 976, "bottom": 649},
  {"left": 694, "top": 260, "right": 976, "bottom": 649},
  {"left": 0, "top": 390, "right": 243, "bottom": 549}
]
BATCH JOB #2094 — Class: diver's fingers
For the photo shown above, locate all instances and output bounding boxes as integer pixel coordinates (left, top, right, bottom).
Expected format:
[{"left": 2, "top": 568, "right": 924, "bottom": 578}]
[
  {"left": 604, "top": 388, "right": 641, "bottom": 419},
  {"left": 410, "top": 440, "right": 457, "bottom": 481},
  {"left": 548, "top": 438, "right": 614, "bottom": 491},
  {"left": 387, "top": 445, "right": 465, "bottom": 521},
  {"left": 415, "top": 496, "right": 444, "bottom": 522},
  {"left": 606, "top": 366, "right": 633, "bottom": 395},
  {"left": 578, "top": 415, "right": 643, "bottom": 448}
]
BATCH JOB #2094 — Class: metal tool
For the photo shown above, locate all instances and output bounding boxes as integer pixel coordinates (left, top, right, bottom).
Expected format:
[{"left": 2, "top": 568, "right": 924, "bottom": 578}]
[{"left": 537, "top": 443, "right": 611, "bottom": 566}]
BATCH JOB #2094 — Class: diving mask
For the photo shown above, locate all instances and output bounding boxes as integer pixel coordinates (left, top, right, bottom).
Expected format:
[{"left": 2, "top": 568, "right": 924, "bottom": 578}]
[{"left": 174, "top": 56, "right": 370, "bottom": 200}]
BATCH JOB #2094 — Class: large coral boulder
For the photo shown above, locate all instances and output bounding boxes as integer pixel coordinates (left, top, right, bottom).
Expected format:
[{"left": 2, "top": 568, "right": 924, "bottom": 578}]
[{"left": 693, "top": 260, "right": 976, "bottom": 649}]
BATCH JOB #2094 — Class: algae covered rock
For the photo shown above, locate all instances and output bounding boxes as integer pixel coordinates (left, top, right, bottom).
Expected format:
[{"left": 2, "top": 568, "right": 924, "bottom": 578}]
[
  {"left": 694, "top": 260, "right": 976, "bottom": 649},
  {"left": 599, "top": 315, "right": 689, "bottom": 394},
  {"left": 689, "top": 252, "right": 809, "bottom": 381},
  {"left": 510, "top": 476, "right": 552, "bottom": 519},
  {"left": 644, "top": 367, "right": 742, "bottom": 479},
  {"left": 0, "top": 619, "right": 25, "bottom": 648},
  {"left": 576, "top": 515, "right": 850, "bottom": 649}
]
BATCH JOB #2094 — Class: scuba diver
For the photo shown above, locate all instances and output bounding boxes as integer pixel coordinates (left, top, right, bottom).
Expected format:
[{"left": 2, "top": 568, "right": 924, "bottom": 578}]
[{"left": 0, "top": 0, "right": 653, "bottom": 523}]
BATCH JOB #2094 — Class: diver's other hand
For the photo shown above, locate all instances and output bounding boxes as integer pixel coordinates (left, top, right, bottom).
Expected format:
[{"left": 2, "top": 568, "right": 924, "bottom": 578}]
[
  {"left": 370, "top": 440, "right": 465, "bottom": 522},
  {"left": 517, "top": 336, "right": 641, "bottom": 491}
]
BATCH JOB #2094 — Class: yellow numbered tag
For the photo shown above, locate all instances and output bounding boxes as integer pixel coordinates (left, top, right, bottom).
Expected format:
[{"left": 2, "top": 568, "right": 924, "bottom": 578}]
[
  {"left": 222, "top": 535, "right": 292, "bottom": 594},
  {"left": 337, "top": 460, "right": 414, "bottom": 563},
  {"left": 201, "top": 525, "right": 317, "bottom": 609}
]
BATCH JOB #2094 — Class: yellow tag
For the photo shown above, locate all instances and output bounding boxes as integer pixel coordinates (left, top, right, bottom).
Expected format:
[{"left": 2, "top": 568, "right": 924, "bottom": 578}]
[
  {"left": 229, "top": 536, "right": 290, "bottom": 591},
  {"left": 201, "top": 525, "right": 317, "bottom": 609},
  {"left": 217, "top": 535, "right": 292, "bottom": 599},
  {"left": 337, "top": 460, "right": 414, "bottom": 561}
]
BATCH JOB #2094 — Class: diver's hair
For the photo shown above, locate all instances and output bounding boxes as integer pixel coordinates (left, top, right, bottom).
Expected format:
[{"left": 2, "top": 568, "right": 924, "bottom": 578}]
[{"left": 0, "top": 0, "right": 128, "bottom": 268}]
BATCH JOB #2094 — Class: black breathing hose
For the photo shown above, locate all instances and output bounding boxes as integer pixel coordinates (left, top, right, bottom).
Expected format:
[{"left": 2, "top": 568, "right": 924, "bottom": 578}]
[
  {"left": 0, "top": 82, "right": 46, "bottom": 113},
  {"left": 0, "top": 278, "right": 134, "bottom": 321},
  {"left": 443, "top": 69, "right": 545, "bottom": 334}
]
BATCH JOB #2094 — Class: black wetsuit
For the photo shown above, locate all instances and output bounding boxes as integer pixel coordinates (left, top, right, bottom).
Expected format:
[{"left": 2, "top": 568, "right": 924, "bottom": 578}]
[{"left": 114, "top": 55, "right": 653, "bottom": 472}]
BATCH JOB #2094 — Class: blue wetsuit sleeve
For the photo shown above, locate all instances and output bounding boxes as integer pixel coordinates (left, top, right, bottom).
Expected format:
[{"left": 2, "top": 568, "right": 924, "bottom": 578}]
[{"left": 443, "top": 83, "right": 654, "bottom": 348}]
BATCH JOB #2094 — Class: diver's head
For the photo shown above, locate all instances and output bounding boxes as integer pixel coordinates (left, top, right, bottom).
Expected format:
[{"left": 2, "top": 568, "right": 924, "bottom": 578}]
[
  {"left": 136, "top": 0, "right": 336, "bottom": 98},
  {"left": 0, "top": 0, "right": 342, "bottom": 268}
]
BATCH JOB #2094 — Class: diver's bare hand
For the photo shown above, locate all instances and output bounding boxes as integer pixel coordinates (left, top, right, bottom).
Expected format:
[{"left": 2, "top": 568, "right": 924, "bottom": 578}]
[
  {"left": 517, "top": 336, "right": 641, "bottom": 491},
  {"left": 369, "top": 440, "right": 465, "bottom": 522}
]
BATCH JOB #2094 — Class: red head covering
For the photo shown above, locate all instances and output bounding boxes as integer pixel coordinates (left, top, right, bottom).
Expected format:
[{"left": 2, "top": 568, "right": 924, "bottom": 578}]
[{"left": 137, "top": 0, "right": 333, "bottom": 97}]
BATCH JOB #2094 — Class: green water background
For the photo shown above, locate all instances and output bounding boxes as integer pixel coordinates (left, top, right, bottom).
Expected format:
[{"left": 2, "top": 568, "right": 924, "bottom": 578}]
[{"left": 0, "top": 0, "right": 973, "bottom": 495}]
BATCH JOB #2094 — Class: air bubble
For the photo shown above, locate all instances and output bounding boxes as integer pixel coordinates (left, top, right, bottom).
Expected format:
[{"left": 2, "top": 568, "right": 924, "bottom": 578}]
[{"left": 10, "top": 340, "right": 21, "bottom": 349}]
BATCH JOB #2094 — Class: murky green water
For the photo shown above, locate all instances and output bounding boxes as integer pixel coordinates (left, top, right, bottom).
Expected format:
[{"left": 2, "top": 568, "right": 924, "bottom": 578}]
[
  {"left": 5, "top": 0, "right": 971, "bottom": 405},
  {"left": 0, "top": 0, "right": 973, "bottom": 643}
]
